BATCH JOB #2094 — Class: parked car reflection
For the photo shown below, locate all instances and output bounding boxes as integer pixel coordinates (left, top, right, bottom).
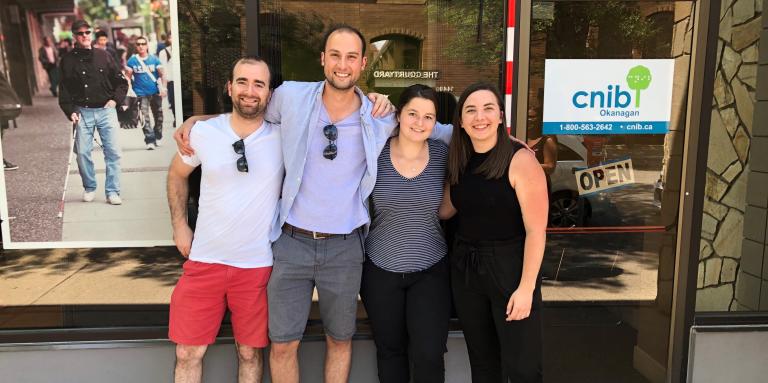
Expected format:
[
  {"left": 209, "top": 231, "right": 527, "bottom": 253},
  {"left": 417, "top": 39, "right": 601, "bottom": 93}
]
[{"left": 548, "top": 135, "right": 593, "bottom": 227}]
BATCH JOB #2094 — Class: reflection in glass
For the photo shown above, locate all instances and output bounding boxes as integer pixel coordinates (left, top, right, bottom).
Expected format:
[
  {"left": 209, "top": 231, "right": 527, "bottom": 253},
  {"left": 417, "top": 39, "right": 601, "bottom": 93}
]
[
  {"left": 258, "top": 0, "right": 503, "bottom": 104},
  {"left": 179, "top": 0, "right": 245, "bottom": 116},
  {"left": 529, "top": 2, "right": 692, "bottom": 382}
]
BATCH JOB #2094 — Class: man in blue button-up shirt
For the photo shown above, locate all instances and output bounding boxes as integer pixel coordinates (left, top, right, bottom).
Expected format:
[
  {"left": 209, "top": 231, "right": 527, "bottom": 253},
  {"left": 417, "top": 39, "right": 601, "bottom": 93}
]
[{"left": 176, "top": 25, "right": 451, "bottom": 383}]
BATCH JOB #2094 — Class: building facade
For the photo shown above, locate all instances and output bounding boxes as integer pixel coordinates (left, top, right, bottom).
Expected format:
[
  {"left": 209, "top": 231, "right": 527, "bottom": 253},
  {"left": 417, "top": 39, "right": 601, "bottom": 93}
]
[{"left": 1, "top": 1, "right": 767, "bottom": 382}]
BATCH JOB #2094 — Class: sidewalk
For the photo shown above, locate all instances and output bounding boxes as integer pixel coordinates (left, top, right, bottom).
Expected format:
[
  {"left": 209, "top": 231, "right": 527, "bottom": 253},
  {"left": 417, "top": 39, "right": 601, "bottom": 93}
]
[
  {"left": 1, "top": 95, "right": 72, "bottom": 242},
  {"left": 61, "top": 99, "right": 176, "bottom": 243},
  {"left": 2, "top": 94, "right": 177, "bottom": 245}
]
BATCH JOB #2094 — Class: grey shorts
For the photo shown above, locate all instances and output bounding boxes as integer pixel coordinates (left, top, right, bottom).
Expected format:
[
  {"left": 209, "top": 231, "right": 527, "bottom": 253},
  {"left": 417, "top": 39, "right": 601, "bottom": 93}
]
[{"left": 267, "top": 228, "right": 365, "bottom": 342}]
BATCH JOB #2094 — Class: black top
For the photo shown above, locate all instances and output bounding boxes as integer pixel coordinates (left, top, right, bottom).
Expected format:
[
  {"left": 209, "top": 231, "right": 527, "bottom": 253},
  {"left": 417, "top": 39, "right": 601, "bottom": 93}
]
[
  {"left": 365, "top": 139, "right": 448, "bottom": 272},
  {"left": 59, "top": 48, "right": 128, "bottom": 117},
  {"left": 529, "top": 136, "right": 553, "bottom": 164},
  {"left": 450, "top": 143, "right": 526, "bottom": 241}
]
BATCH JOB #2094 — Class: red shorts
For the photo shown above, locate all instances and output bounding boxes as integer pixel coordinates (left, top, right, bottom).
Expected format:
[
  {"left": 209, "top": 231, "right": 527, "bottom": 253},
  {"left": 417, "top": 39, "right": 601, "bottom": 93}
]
[{"left": 169, "top": 260, "right": 272, "bottom": 347}]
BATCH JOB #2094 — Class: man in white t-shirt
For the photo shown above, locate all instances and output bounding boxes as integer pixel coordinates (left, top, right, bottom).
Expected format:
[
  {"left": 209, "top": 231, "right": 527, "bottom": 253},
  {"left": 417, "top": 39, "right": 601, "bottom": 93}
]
[{"left": 166, "top": 56, "right": 281, "bottom": 383}]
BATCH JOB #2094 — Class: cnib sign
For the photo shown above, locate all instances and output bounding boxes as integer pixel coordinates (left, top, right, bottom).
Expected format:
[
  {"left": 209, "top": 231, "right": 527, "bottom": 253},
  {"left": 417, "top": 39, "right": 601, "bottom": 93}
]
[{"left": 543, "top": 59, "right": 674, "bottom": 135}]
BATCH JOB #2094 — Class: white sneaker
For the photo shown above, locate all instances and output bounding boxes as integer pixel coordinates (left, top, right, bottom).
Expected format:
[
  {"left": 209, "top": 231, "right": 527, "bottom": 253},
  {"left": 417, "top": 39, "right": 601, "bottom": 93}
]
[
  {"left": 146, "top": 143, "right": 155, "bottom": 150},
  {"left": 155, "top": 139, "right": 163, "bottom": 147},
  {"left": 83, "top": 191, "right": 96, "bottom": 202},
  {"left": 107, "top": 194, "right": 123, "bottom": 205}
]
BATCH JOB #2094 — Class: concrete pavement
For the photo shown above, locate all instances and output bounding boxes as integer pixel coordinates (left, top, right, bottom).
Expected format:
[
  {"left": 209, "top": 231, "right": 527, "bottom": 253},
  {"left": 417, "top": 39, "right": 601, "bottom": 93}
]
[
  {"left": 1, "top": 93, "right": 176, "bottom": 245},
  {"left": 1, "top": 95, "right": 71, "bottom": 242},
  {"left": 61, "top": 99, "right": 175, "bottom": 243}
]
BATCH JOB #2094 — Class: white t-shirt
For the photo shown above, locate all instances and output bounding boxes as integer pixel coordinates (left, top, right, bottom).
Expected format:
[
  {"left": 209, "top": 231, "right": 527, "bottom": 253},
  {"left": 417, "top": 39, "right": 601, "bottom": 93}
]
[
  {"left": 159, "top": 46, "right": 174, "bottom": 82},
  {"left": 181, "top": 114, "right": 283, "bottom": 268}
]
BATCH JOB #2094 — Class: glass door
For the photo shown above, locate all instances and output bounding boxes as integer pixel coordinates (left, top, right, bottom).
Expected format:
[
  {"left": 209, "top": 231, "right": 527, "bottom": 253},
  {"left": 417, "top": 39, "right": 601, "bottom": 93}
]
[{"left": 519, "top": 1, "right": 696, "bottom": 381}]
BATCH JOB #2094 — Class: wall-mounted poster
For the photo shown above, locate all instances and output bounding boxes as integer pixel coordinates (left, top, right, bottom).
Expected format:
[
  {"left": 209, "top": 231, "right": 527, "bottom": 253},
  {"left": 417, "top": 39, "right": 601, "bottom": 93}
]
[
  {"left": 0, "top": 0, "right": 182, "bottom": 249},
  {"left": 542, "top": 59, "right": 675, "bottom": 135}
]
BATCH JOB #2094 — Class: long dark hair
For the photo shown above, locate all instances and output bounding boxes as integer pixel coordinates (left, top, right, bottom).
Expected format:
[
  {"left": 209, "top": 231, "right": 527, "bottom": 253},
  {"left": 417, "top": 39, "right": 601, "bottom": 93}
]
[
  {"left": 394, "top": 84, "right": 438, "bottom": 135},
  {"left": 447, "top": 82, "right": 515, "bottom": 185}
]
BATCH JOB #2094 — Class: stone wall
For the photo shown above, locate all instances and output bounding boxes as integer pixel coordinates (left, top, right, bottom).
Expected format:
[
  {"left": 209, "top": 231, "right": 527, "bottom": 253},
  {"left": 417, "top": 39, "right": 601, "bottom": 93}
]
[
  {"left": 697, "top": 0, "right": 762, "bottom": 311},
  {"left": 733, "top": 0, "right": 768, "bottom": 311}
]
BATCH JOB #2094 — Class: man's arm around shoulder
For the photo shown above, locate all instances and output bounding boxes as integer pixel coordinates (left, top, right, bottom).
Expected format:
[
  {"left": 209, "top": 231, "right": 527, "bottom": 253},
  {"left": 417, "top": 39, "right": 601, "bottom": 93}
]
[
  {"left": 430, "top": 122, "right": 453, "bottom": 145},
  {"left": 264, "top": 80, "right": 313, "bottom": 124}
]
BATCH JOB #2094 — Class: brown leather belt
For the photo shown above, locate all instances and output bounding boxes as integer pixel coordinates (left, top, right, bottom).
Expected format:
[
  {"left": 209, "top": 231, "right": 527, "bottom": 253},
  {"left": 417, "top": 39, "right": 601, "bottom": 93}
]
[{"left": 282, "top": 223, "right": 356, "bottom": 240}]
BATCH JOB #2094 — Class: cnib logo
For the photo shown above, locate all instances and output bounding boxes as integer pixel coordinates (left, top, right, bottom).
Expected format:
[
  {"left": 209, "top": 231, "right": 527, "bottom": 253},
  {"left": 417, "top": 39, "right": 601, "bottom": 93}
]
[
  {"left": 570, "top": 65, "right": 653, "bottom": 110},
  {"left": 625, "top": 65, "right": 652, "bottom": 107}
]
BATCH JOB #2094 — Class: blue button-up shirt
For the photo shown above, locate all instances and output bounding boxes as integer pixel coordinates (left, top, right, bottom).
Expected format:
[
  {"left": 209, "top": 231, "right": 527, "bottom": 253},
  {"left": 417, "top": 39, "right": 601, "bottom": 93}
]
[{"left": 265, "top": 81, "right": 451, "bottom": 240}]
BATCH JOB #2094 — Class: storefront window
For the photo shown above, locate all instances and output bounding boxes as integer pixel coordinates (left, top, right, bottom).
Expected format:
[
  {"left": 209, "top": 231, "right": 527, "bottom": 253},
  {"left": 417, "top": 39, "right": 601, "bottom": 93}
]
[
  {"left": 179, "top": 0, "right": 246, "bottom": 116},
  {"left": 1, "top": 0, "right": 179, "bottom": 331},
  {"left": 527, "top": 1, "right": 692, "bottom": 381},
  {"left": 258, "top": 0, "right": 503, "bottom": 106}
]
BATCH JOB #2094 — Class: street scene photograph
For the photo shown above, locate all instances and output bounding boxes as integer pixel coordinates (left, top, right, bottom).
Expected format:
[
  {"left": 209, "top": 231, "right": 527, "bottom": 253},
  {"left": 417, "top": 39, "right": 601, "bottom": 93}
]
[{"left": 0, "top": 0, "right": 178, "bottom": 247}]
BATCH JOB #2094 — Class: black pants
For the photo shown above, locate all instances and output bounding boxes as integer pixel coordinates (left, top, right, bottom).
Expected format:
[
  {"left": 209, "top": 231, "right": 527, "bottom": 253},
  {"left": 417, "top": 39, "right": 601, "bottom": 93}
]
[
  {"left": 45, "top": 66, "right": 59, "bottom": 96},
  {"left": 360, "top": 258, "right": 451, "bottom": 383},
  {"left": 451, "top": 237, "right": 543, "bottom": 383},
  {"left": 167, "top": 81, "right": 176, "bottom": 124},
  {"left": 139, "top": 94, "right": 163, "bottom": 144}
]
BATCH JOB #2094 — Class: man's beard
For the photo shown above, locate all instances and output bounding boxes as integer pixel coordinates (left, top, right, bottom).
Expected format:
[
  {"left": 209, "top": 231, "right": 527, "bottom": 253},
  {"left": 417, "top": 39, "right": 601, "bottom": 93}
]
[
  {"left": 233, "top": 98, "right": 265, "bottom": 119},
  {"left": 325, "top": 74, "right": 357, "bottom": 91}
]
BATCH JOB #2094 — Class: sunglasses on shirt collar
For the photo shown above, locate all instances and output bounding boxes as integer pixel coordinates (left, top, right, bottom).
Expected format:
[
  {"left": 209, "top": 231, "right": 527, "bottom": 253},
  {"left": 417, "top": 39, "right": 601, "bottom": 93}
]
[
  {"left": 232, "top": 139, "right": 249, "bottom": 172},
  {"left": 323, "top": 124, "right": 338, "bottom": 160}
]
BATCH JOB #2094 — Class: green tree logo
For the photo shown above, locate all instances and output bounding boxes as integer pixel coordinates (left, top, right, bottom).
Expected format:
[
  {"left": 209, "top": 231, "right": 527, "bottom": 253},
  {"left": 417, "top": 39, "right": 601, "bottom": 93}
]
[{"left": 625, "top": 65, "right": 652, "bottom": 108}]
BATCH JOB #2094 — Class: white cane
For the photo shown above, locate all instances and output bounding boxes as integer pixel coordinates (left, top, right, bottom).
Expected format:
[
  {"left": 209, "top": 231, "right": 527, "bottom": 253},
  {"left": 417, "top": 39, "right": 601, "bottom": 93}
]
[{"left": 58, "top": 121, "right": 77, "bottom": 218}]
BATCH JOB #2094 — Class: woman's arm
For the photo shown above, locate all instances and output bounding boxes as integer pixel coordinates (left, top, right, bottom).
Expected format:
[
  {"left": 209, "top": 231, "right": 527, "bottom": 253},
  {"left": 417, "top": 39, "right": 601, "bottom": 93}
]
[
  {"left": 505, "top": 149, "right": 548, "bottom": 321},
  {"left": 438, "top": 183, "right": 457, "bottom": 220}
]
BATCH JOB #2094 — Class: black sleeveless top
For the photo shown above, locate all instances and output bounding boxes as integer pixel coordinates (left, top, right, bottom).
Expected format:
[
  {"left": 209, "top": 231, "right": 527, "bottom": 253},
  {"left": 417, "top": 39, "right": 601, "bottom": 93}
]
[{"left": 450, "top": 143, "right": 526, "bottom": 241}]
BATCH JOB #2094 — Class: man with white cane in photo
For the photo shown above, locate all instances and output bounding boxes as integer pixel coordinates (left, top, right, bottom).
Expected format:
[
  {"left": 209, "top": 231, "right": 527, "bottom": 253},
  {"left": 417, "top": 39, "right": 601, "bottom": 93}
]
[{"left": 59, "top": 19, "right": 127, "bottom": 205}]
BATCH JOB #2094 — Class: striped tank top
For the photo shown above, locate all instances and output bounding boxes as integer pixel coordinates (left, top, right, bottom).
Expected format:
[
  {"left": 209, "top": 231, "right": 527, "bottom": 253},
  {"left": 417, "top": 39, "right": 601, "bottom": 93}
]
[{"left": 365, "top": 138, "right": 448, "bottom": 272}]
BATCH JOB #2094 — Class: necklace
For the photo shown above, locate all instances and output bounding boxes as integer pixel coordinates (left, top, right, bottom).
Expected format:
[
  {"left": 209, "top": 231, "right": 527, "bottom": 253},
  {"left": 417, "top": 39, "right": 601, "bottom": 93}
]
[{"left": 391, "top": 139, "right": 427, "bottom": 175}]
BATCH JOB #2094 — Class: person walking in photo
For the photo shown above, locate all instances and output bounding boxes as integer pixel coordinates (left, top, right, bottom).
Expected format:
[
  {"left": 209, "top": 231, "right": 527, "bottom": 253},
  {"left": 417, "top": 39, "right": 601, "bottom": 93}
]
[
  {"left": 93, "top": 30, "right": 120, "bottom": 64},
  {"left": 360, "top": 84, "right": 452, "bottom": 383},
  {"left": 58, "top": 19, "right": 127, "bottom": 205},
  {"left": 0, "top": 71, "right": 22, "bottom": 171},
  {"left": 441, "top": 83, "right": 548, "bottom": 382},
  {"left": 38, "top": 36, "right": 59, "bottom": 97},
  {"left": 126, "top": 35, "right": 165, "bottom": 150},
  {"left": 167, "top": 56, "right": 279, "bottom": 383},
  {"left": 158, "top": 35, "right": 176, "bottom": 127}
]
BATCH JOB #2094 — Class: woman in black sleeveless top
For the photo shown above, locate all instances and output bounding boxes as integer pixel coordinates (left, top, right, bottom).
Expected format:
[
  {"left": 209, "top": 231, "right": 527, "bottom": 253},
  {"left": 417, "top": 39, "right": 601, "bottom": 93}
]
[{"left": 440, "top": 83, "right": 548, "bottom": 382}]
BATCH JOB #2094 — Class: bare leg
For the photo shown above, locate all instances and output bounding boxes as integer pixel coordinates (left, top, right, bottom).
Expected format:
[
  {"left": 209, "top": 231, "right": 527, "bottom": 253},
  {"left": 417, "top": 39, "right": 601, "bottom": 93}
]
[
  {"left": 236, "top": 342, "right": 264, "bottom": 383},
  {"left": 174, "top": 344, "right": 207, "bottom": 383},
  {"left": 269, "top": 340, "right": 300, "bottom": 383},
  {"left": 325, "top": 336, "right": 352, "bottom": 383}
]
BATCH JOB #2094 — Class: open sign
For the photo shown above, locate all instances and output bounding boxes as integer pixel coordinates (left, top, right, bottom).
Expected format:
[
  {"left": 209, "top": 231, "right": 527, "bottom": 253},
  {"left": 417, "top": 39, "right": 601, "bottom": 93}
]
[{"left": 575, "top": 158, "right": 635, "bottom": 195}]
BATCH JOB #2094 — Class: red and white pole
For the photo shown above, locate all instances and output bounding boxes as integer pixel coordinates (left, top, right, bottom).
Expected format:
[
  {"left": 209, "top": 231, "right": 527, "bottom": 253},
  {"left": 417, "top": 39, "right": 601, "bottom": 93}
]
[{"left": 504, "top": 0, "right": 516, "bottom": 131}]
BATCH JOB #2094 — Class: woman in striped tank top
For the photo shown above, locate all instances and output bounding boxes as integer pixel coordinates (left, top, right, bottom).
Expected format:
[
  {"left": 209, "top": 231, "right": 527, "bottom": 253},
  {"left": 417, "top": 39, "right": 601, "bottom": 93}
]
[
  {"left": 440, "top": 83, "right": 548, "bottom": 382},
  {"left": 360, "top": 84, "right": 452, "bottom": 383}
]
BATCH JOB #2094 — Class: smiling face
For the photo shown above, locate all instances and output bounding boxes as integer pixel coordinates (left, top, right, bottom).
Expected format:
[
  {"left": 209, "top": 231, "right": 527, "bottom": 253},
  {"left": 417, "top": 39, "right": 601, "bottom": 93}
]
[
  {"left": 228, "top": 60, "right": 271, "bottom": 120},
  {"left": 321, "top": 30, "right": 367, "bottom": 91},
  {"left": 397, "top": 97, "right": 436, "bottom": 144},
  {"left": 460, "top": 89, "right": 503, "bottom": 148}
]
